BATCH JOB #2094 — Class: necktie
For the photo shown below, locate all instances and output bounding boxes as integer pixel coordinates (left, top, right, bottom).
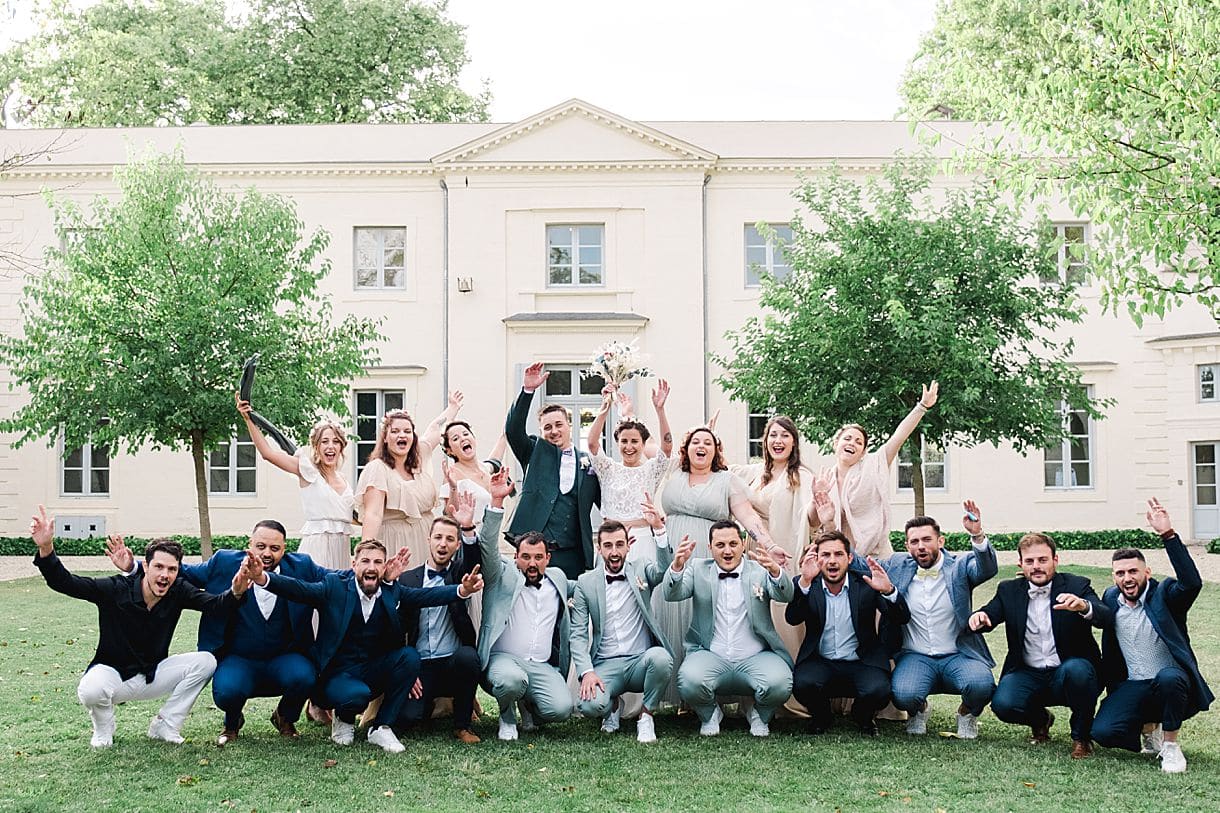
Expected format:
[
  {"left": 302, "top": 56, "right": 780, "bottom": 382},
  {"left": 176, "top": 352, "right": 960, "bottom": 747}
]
[
  {"left": 426, "top": 568, "right": 446, "bottom": 581},
  {"left": 915, "top": 567, "right": 940, "bottom": 580},
  {"left": 606, "top": 574, "right": 626, "bottom": 583},
  {"left": 1028, "top": 585, "right": 1051, "bottom": 599},
  {"left": 718, "top": 571, "right": 740, "bottom": 580}
]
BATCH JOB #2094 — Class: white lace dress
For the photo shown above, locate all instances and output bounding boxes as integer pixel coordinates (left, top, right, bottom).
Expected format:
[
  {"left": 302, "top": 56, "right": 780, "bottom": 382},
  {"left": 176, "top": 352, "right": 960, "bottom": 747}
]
[{"left": 590, "top": 451, "right": 672, "bottom": 563}]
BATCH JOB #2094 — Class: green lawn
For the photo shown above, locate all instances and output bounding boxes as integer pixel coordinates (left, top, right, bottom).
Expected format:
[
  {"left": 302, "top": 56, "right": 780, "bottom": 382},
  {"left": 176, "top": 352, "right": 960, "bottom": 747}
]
[{"left": 0, "top": 564, "right": 1216, "bottom": 812}]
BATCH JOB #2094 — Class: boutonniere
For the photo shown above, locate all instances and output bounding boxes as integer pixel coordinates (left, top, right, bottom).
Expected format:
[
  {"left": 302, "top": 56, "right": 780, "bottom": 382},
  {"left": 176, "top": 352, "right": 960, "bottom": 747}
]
[
  {"left": 579, "top": 455, "right": 593, "bottom": 473},
  {"left": 635, "top": 576, "right": 647, "bottom": 591},
  {"left": 567, "top": 597, "right": 576, "bottom": 610},
  {"left": 752, "top": 583, "right": 765, "bottom": 601}
]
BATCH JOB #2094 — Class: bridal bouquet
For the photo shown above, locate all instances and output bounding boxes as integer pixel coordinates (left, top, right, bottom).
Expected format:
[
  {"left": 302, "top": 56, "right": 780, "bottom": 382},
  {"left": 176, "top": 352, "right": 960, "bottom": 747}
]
[{"left": 582, "top": 339, "right": 652, "bottom": 387}]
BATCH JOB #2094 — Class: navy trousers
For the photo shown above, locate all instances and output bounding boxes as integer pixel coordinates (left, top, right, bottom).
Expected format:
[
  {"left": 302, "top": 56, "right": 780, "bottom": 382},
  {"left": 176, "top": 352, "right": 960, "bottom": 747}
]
[
  {"left": 793, "top": 656, "right": 891, "bottom": 729},
  {"left": 212, "top": 652, "right": 317, "bottom": 730},
  {"left": 396, "top": 645, "right": 481, "bottom": 732},
  {"left": 1093, "top": 666, "right": 1191, "bottom": 752},
  {"left": 990, "top": 658, "right": 1099, "bottom": 742},
  {"left": 322, "top": 647, "right": 421, "bottom": 729}
]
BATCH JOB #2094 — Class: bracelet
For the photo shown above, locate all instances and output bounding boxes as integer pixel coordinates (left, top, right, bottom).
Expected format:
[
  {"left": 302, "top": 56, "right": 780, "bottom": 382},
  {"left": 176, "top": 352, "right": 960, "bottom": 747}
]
[
  {"left": 914, "top": 402, "right": 929, "bottom": 413},
  {"left": 460, "top": 525, "right": 476, "bottom": 532}
]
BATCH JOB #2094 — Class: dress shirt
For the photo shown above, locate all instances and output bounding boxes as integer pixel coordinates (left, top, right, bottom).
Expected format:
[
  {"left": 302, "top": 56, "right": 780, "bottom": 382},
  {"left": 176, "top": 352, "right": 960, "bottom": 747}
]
[
  {"left": 492, "top": 575, "right": 561, "bottom": 662},
  {"left": 596, "top": 570, "right": 651, "bottom": 662},
  {"left": 817, "top": 577, "right": 859, "bottom": 661},
  {"left": 417, "top": 564, "right": 461, "bottom": 660},
  {"left": 901, "top": 552, "right": 959, "bottom": 656},
  {"left": 559, "top": 446, "right": 577, "bottom": 494},
  {"left": 1022, "top": 584, "right": 1061, "bottom": 669},
  {"left": 710, "top": 563, "right": 765, "bottom": 662},
  {"left": 252, "top": 565, "right": 280, "bottom": 620},
  {"left": 1115, "top": 586, "right": 1177, "bottom": 680},
  {"left": 356, "top": 581, "right": 382, "bottom": 622}
]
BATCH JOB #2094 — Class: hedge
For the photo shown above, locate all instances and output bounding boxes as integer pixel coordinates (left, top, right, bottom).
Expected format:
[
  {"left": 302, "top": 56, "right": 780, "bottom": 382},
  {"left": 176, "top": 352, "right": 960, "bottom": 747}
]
[
  {"left": 0, "top": 536, "right": 358, "bottom": 557},
  {"left": 887, "top": 528, "right": 1163, "bottom": 553},
  {"left": 1210, "top": 538, "right": 1220, "bottom": 555}
]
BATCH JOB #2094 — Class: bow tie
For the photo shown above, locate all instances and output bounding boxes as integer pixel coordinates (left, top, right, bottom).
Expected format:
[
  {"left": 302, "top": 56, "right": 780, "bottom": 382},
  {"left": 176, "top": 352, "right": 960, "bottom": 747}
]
[
  {"left": 562, "top": 448, "right": 575, "bottom": 456},
  {"left": 525, "top": 580, "right": 543, "bottom": 589},
  {"left": 1028, "top": 585, "right": 1051, "bottom": 599},
  {"left": 915, "top": 567, "right": 941, "bottom": 580},
  {"left": 426, "top": 568, "right": 447, "bottom": 580},
  {"left": 718, "top": 571, "right": 740, "bottom": 580},
  {"left": 606, "top": 574, "right": 627, "bottom": 583}
]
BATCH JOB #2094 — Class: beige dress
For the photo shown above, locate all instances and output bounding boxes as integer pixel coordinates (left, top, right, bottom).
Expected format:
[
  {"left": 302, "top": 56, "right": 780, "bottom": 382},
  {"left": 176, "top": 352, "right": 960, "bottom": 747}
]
[
  {"left": 826, "top": 450, "right": 893, "bottom": 559},
  {"left": 354, "top": 458, "right": 438, "bottom": 567}
]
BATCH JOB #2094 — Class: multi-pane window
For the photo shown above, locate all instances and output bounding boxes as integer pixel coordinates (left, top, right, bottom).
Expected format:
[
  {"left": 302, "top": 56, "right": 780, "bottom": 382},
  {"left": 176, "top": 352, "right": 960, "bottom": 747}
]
[
  {"left": 1199, "top": 364, "right": 1217, "bottom": 402},
  {"left": 355, "top": 389, "right": 405, "bottom": 480},
  {"left": 62, "top": 421, "right": 110, "bottom": 496},
  {"left": 1195, "top": 443, "right": 1217, "bottom": 511},
  {"left": 1044, "top": 388, "right": 1093, "bottom": 489},
  {"left": 897, "top": 439, "right": 946, "bottom": 490},
  {"left": 354, "top": 227, "right": 407, "bottom": 289},
  {"left": 543, "top": 367, "right": 608, "bottom": 452},
  {"left": 210, "top": 429, "right": 256, "bottom": 494},
  {"left": 745, "top": 223, "right": 793, "bottom": 286},
  {"left": 747, "top": 408, "right": 772, "bottom": 461},
  {"left": 1040, "top": 224, "right": 1088, "bottom": 285},
  {"left": 547, "top": 225, "right": 604, "bottom": 286}
]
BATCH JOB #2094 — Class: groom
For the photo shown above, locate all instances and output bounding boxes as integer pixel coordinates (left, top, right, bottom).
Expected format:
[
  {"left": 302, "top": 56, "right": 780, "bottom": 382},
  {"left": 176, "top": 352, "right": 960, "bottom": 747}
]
[{"left": 505, "top": 361, "right": 601, "bottom": 578}]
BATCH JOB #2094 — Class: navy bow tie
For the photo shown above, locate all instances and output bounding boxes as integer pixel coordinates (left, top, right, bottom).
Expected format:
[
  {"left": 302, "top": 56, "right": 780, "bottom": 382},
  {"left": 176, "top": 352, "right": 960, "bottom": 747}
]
[
  {"left": 606, "top": 574, "right": 627, "bottom": 583},
  {"left": 718, "top": 571, "right": 740, "bottom": 580},
  {"left": 426, "top": 568, "right": 446, "bottom": 580},
  {"left": 525, "top": 580, "right": 543, "bottom": 589}
]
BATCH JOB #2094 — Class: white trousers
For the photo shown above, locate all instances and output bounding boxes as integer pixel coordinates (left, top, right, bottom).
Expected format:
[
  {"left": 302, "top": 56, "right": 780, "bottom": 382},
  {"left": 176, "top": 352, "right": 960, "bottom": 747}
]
[{"left": 77, "top": 652, "right": 217, "bottom": 734}]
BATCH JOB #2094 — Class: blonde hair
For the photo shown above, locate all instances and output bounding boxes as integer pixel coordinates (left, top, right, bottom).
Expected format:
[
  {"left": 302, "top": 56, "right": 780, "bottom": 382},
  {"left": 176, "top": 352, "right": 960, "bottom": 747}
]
[{"left": 309, "top": 420, "right": 348, "bottom": 474}]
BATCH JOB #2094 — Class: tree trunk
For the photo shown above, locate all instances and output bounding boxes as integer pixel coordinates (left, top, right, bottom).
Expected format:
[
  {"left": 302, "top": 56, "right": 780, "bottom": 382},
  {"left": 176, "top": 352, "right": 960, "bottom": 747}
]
[
  {"left": 190, "top": 428, "right": 214, "bottom": 559},
  {"left": 909, "top": 428, "right": 926, "bottom": 518}
]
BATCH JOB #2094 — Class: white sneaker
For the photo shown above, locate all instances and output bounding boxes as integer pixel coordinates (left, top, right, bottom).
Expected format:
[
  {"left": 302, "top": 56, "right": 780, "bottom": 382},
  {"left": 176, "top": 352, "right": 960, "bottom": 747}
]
[
  {"left": 636, "top": 713, "right": 656, "bottom": 744},
  {"left": 146, "top": 715, "right": 184, "bottom": 744},
  {"left": 1141, "top": 724, "right": 1165, "bottom": 756},
  {"left": 956, "top": 712, "right": 980, "bottom": 740},
  {"left": 906, "top": 706, "right": 929, "bottom": 735},
  {"left": 1159, "top": 741, "right": 1187, "bottom": 773},
  {"left": 497, "top": 718, "right": 519, "bottom": 741},
  {"left": 89, "top": 711, "right": 116, "bottom": 749},
  {"left": 600, "top": 698, "right": 622, "bottom": 734},
  {"left": 745, "top": 704, "right": 770, "bottom": 737},
  {"left": 330, "top": 718, "right": 355, "bottom": 746},
  {"left": 517, "top": 701, "right": 538, "bottom": 732},
  {"left": 367, "top": 725, "right": 405, "bottom": 754},
  {"left": 699, "top": 705, "right": 724, "bottom": 737}
]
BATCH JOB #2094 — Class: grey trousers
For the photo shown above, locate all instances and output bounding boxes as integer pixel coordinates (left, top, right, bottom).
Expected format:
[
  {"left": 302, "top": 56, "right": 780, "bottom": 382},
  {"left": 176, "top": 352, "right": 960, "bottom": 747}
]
[
  {"left": 677, "top": 649, "right": 793, "bottom": 723},
  {"left": 577, "top": 647, "right": 674, "bottom": 717},
  {"left": 486, "top": 653, "right": 574, "bottom": 723}
]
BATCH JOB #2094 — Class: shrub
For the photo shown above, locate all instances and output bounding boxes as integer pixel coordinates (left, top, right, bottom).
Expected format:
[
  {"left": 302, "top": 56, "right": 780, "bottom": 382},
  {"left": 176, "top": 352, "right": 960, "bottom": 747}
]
[
  {"left": 0, "top": 536, "right": 358, "bottom": 557},
  {"left": 887, "top": 528, "right": 1162, "bottom": 553}
]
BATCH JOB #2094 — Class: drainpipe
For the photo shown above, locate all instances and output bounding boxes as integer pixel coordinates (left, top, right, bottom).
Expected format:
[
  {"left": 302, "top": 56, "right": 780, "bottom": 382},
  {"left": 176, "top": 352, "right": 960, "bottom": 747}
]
[
  {"left": 440, "top": 177, "right": 450, "bottom": 401},
  {"left": 701, "top": 171, "right": 712, "bottom": 419}
]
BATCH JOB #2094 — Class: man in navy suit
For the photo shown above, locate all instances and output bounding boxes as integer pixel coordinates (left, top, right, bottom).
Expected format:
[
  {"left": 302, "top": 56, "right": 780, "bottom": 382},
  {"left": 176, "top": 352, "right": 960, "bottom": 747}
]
[
  {"left": 787, "top": 531, "right": 910, "bottom": 736},
  {"left": 1091, "top": 498, "right": 1214, "bottom": 773},
  {"left": 969, "top": 532, "right": 1111, "bottom": 758},
  {"left": 247, "top": 540, "right": 483, "bottom": 753}
]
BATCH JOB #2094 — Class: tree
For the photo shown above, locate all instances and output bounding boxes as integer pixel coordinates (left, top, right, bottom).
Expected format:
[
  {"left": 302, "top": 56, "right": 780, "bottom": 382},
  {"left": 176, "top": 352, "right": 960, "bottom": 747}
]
[
  {"left": 900, "top": 0, "right": 1220, "bottom": 322},
  {"left": 0, "top": 149, "right": 380, "bottom": 556},
  {"left": 714, "top": 162, "right": 1105, "bottom": 516},
  {"left": 0, "top": 0, "right": 489, "bottom": 127}
]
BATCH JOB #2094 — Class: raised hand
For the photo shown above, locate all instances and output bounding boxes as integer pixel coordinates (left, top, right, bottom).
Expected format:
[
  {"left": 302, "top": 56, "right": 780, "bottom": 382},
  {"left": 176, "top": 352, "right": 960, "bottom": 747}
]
[
  {"left": 522, "top": 362, "right": 549, "bottom": 392},
  {"left": 458, "top": 565, "right": 484, "bottom": 597},
  {"left": 798, "top": 545, "right": 820, "bottom": 589},
  {"left": 410, "top": 678, "right": 424, "bottom": 700},
  {"left": 811, "top": 489, "right": 836, "bottom": 527},
  {"left": 598, "top": 386, "right": 614, "bottom": 416},
  {"left": 383, "top": 549, "right": 411, "bottom": 583},
  {"left": 615, "top": 389, "right": 634, "bottom": 419},
  {"left": 231, "top": 560, "right": 252, "bottom": 596},
  {"left": 671, "top": 535, "right": 696, "bottom": 571},
  {"left": 651, "top": 379, "right": 670, "bottom": 411},
  {"left": 1053, "top": 593, "right": 1089, "bottom": 613},
  {"left": 962, "top": 499, "right": 984, "bottom": 537},
  {"left": 452, "top": 490, "right": 477, "bottom": 531},
  {"left": 920, "top": 381, "right": 939, "bottom": 409},
  {"left": 860, "top": 556, "right": 894, "bottom": 595},
  {"left": 30, "top": 505, "right": 55, "bottom": 556},
  {"left": 579, "top": 671, "right": 606, "bottom": 702},
  {"left": 489, "top": 467, "right": 513, "bottom": 503},
  {"left": 968, "top": 610, "right": 992, "bottom": 631},
  {"left": 640, "top": 492, "right": 665, "bottom": 531},
  {"left": 706, "top": 408, "right": 720, "bottom": 432},
  {"left": 448, "top": 390, "right": 465, "bottom": 412},
  {"left": 234, "top": 391, "right": 254, "bottom": 417},
  {"left": 105, "top": 534, "right": 135, "bottom": 572},
  {"left": 1146, "top": 497, "right": 1173, "bottom": 535},
  {"left": 244, "top": 551, "right": 265, "bottom": 586},
  {"left": 748, "top": 544, "right": 782, "bottom": 578},
  {"left": 442, "top": 458, "right": 459, "bottom": 492}
]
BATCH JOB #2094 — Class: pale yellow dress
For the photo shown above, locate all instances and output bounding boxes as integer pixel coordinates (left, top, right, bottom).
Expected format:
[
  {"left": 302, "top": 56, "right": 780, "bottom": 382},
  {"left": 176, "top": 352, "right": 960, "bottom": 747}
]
[{"left": 354, "top": 458, "right": 438, "bottom": 568}]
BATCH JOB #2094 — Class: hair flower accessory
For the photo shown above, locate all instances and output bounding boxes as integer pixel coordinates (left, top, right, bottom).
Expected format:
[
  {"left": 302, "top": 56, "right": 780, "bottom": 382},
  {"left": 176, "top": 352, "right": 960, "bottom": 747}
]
[{"left": 582, "top": 339, "right": 652, "bottom": 387}]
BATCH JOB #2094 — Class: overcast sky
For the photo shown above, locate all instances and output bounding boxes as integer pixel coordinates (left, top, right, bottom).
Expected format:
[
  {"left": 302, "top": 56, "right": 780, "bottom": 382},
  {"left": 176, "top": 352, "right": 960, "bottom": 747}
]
[{"left": 3, "top": 0, "right": 940, "bottom": 122}]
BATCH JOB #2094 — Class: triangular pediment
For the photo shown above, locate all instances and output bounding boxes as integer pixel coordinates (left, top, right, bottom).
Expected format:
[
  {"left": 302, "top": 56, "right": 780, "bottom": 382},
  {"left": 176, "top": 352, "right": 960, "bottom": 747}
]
[{"left": 432, "top": 99, "right": 717, "bottom": 165}]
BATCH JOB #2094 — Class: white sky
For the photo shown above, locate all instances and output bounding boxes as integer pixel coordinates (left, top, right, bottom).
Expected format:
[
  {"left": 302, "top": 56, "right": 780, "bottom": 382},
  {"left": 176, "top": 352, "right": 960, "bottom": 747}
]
[{"left": 3, "top": 0, "right": 940, "bottom": 122}]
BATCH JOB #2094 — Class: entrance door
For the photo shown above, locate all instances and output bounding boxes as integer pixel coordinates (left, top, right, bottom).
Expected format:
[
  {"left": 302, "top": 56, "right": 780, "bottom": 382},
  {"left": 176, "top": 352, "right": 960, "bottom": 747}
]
[{"left": 1192, "top": 443, "right": 1220, "bottom": 539}]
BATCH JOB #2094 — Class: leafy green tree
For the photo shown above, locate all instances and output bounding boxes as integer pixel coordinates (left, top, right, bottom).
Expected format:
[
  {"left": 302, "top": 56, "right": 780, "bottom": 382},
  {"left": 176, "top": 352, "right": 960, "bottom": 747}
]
[
  {"left": 0, "top": 149, "right": 380, "bottom": 556},
  {"left": 901, "top": 0, "right": 1220, "bottom": 321},
  {"left": 1, "top": 0, "right": 488, "bottom": 127},
  {"left": 714, "top": 163, "right": 1104, "bottom": 515}
]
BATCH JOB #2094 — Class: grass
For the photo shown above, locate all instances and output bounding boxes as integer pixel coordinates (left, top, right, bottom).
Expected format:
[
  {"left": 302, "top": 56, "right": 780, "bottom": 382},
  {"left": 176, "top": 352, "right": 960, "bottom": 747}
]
[{"left": 0, "top": 564, "right": 1216, "bottom": 813}]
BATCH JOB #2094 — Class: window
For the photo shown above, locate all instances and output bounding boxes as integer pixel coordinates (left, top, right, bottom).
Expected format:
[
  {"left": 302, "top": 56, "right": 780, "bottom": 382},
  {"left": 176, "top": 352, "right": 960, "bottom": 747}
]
[
  {"left": 354, "top": 389, "right": 405, "bottom": 480},
  {"left": 543, "top": 367, "right": 608, "bottom": 452},
  {"left": 210, "top": 429, "right": 256, "bottom": 494},
  {"left": 547, "top": 225, "right": 603, "bottom": 286},
  {"left": 354, "top": 227, "right": 407, "bottom": 289},
  {"left": 1040, "top": 224, "right": 1088, "bottom": 285},
  {"left": 1194, "top": 443, "right": 1217, "bottom": 511},
  {"left": 747, "top": 408, "right": 772, "bottom": 461},
  {"left": 745, "top": 223, "right": 793, "bottom": 286},
  {"left": 897, "top": 439, "right": 946, "bottom": 490},
  {"left": 62, "top": 422, "right": 110, "bottom": 496},
  {"left": 1044, "top": 388, "right": 1093, "bottom": 488},
  {"left": 1200, "top": 364, "right": 1217, "bottom": 402}
]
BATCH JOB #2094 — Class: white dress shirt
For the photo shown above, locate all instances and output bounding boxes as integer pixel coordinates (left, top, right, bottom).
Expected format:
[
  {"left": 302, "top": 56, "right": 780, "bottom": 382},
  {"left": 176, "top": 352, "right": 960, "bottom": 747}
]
[
  {"left": 710, "top": 563, "right": 765, "bottom": 662},
  {"left": 901, "top": 552, "right": 959, "bottom": 656},
  {"left": 252, "top": 565, "right": 280, "bottom": 620},
  {"left": 1022, "top": 584, "right": 1061, "bottom": 669},
  {"left": 492, "top": 576, "right": 561, "bottom": 663},
  {"left": 597, "top": 571, "right": 651, "bottom": 662},
  {"left": 559, "top": 446, "right": 577, "bottom": 494},
  {"left": 356, "top": 581, "right": 382, "bottom": 622}
]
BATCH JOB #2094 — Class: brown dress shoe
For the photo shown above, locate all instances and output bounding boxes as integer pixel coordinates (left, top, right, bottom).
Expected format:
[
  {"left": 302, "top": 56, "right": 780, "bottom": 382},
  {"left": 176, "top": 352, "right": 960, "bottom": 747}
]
[
  {"left": 1030, "top": 710, "right": 1055, "bottom": 744},
  {"left": 271, "top": 709, "right": 301, "bottom": 739},
  {"left": 453, "top": 728, "right": 481, "bottom": 744},
  {"left": 1070, "top": 739, "right": 1093, "bottom": 759}
]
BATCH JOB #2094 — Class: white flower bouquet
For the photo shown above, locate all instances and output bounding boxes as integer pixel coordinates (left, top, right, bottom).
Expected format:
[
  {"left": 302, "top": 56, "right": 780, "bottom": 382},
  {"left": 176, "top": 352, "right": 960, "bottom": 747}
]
[{"left": 582, "top": 339, "right": 653, "bottom": 387}]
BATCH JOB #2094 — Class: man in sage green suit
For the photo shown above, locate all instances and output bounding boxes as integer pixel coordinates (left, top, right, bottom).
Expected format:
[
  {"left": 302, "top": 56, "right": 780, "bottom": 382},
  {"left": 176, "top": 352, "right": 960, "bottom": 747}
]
[
  {"left": 505, "top": 362, "right": 601, "bottom": 578},
  {"left": 476, "top": 470, "right": 575, "bottom": 741},
  {"left": 572, "top": 507, "right": 675, "bottom": 744},
  {"left": 664, "top": 519, "right": 795, "bottom": 738}
]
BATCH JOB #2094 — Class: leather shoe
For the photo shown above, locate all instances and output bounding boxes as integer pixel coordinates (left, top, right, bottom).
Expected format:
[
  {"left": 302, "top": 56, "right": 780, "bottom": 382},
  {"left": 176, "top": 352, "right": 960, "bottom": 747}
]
[
  {"left": 454, "top": 728, "right": 481, "bottom": 744},
  {"left": 271, "top": 709, "right": 300, "bottom": 739},
  {"left": 857, "top": 721, "right": 880, "bottom": 737},
  {"left": 216, "top": 728, "right": 240, "bottom": 747},
  {"left": 1070, "top": 739, "right": 1093, "bottom": 759},
  {"left": 1030, "top": 710, "right": 1054, "bottom": 744}
]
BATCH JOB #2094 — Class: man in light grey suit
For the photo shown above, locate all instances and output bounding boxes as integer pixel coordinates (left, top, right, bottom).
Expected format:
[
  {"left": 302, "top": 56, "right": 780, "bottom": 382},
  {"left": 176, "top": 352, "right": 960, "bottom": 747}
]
[
  {"left": 572, "top": 502, "right": 675, "bottom": 744},
  {"left": 664, "top": 519, "right": 795, "bottom": 737},
  {"left": 476, "top": 470, "right": 575, "bottom": 741}
]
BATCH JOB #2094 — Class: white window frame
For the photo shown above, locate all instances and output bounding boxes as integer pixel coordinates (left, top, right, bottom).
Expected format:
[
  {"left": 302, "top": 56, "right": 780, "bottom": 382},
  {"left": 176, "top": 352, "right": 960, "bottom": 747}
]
[
  {"left": 744, "top": 223, "right": 793, "bottom": 286},
  {"left": 546, "top": 224, "right": 605, "bottom": 288},
  {"left": 1041, "top": 223, "right": 1089, "bottom": 286},
  {"left": 60, "top": 425, "right": 110, "bottom": 497},
  {"left": 1199, "top": 364, "right": 1217, "bottom": 403},
  {"left": 747, "top": 407, "right": 773, "bottom": 462},
  {"left": 354, "top": 389, "right": 405, "bottom": 481},
  {"left": 897, "top": 438, "right": 947, "bottom": 491},
  {"left": 1044, "top": 387, "right": 1094, "bottom": 490},
  {"left": 209, "top": 429, "right": 257, "bottom": 495},
  {"left": 353, "top": 226, "right": 407, "bottom": 290}
]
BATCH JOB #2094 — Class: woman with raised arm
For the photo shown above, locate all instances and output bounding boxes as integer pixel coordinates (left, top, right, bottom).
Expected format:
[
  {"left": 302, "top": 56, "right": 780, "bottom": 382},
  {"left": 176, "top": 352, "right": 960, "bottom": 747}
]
[
  {"left": 236, "top": 394, "right": 354, "bottom": 570},
  {"left": 811, "top": 381, "right": 939, "bottom": 560},
  {"left": 439, "top": 418, "right": 509, "bottom": 532}
]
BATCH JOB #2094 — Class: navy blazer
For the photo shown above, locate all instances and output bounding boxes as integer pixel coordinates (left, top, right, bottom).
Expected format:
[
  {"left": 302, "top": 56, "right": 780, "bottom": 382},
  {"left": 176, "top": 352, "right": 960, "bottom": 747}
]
[
  {"left": 1099, "top": 534, "right": 1214, "bottom": 716},
  {"left": 180, "top": 549, "right": 327, "bottom": 656},
  {"left": 263, "top": 570, "right": 459, "bottom": 675},
  {"left": 400, "top": 536, "right": 483, "bottom": 652},
  {"left": 974, "top": 571, "right": 1110, "bottom": 676},
  {"left": 785, "top": 575, "right": 911, "bottom": 671}
]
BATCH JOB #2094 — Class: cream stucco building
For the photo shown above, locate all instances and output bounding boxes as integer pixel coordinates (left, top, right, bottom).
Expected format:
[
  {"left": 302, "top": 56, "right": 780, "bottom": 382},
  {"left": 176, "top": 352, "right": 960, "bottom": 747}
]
[{"left": 1, "top": 100, "right": 1217, "bottom": 542}]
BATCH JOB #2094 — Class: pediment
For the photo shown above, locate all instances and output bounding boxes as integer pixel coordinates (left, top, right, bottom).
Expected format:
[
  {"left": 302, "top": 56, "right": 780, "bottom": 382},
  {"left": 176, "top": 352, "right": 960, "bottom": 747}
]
[{"left": 432, "top": 99, "right": 716, "bottom": 166}]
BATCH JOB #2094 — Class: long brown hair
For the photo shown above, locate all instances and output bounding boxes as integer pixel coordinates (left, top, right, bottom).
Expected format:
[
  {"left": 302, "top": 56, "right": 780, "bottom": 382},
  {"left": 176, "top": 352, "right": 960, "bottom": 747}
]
[
  {"left": 370, "top": 409, "right": 421, "bottom": 472},
  {"left": 678, "top": 427, "right": 728, "bottom": 473},
  {"left": 761, "top": 415, "right": 802, "bottom": 490}
]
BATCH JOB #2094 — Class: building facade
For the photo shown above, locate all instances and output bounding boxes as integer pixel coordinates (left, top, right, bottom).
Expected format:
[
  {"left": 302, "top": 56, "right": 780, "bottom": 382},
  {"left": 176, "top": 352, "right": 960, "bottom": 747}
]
[{"left": 1, "top": 100, "right": 1217, "bottom": 541}]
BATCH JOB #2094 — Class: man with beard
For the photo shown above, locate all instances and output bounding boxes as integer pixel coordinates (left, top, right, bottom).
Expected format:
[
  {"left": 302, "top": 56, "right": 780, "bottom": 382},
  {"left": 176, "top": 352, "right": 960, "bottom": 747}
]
[
  {"left": 572, "top": 500, "right": 675, "bottom": 743},
  {"left": 787, "top": 531, "right": 908, "bottom": 736},
  {"left": 109, "top": 519, "right": 329, "bottom": 745},
  {"left": 1091, "top": 498, "right": 1213, "bottom": 773},
  {"left": 247, "top": 540, "right": 483, "bottom": 753},
  {"left": 664, "top": 520, "right": 795, "bottom": 737},
  {"left": 30, "top": 505, "right": 252, "bottom": 748},
  {"left": 968, "top": 532, "right": 1110, "bottom": 758}
]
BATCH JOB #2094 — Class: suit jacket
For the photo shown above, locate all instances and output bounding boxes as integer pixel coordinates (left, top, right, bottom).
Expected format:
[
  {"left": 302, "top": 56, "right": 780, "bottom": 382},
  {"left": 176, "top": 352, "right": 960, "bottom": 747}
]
[
  {"left": 571, "top": 540, "right": 675, "bottom": 676},
  {"left": 180, "top": 549, "right": 327, "bottom": 656},
  {"left": 505, "top": 388, "right": 601, "bottom": 568},
  {"left": 1099, "top": 533, "right": 1214, "bottom": 715},
  {"left": 785, "top": 574, "right": 911, "bottom": 671},
  {"left": 263, "top": 570, "right": 458, "bottom": 675},
  {"left": 875, "top": 541, "right": 999, "bottom": 666},
  {"left": 975, "top": 571, "right": 1110, "bottom": 676},
  {"left": 476, "top": 508, "right": 574, "bottom": 672},
  {"left": 663, "top": 558, "right": 796, "bottom": 666},
  {"left": 399, "top": 534, "right": 484, "bottom": 652}
]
